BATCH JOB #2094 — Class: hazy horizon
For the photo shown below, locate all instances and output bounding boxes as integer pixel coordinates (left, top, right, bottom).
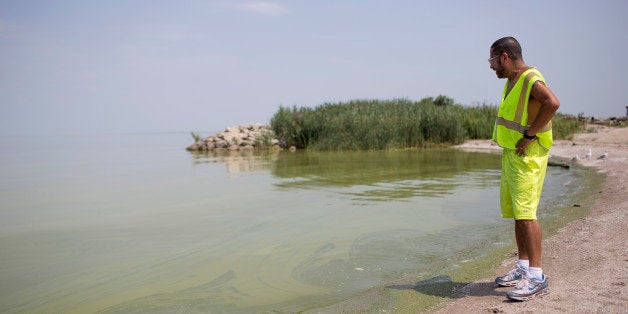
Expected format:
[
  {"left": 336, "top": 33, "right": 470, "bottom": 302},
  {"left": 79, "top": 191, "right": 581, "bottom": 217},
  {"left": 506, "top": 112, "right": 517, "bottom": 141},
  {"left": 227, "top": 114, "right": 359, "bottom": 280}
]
[{"left": 1, "top": 1, "right": 627, "bottom": 136}]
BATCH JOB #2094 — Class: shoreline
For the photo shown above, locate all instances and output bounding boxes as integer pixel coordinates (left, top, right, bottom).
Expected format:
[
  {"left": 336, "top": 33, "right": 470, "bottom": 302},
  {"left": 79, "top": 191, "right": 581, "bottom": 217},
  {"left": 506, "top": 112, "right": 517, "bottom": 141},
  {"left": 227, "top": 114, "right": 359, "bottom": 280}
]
[
  {"left": 305, "top": 127, "right": 626, "bottom": 313},
  {"left": 435, "top": 126, "right": 628, "bottom": 312}
]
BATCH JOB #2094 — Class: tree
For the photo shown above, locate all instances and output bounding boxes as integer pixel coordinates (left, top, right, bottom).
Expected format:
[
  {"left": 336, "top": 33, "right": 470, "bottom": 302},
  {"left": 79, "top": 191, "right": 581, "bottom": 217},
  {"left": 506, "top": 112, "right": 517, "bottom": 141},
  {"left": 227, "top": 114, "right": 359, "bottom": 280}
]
[{"left": 434, "top": 95, "right": 455, "bottom": 106}]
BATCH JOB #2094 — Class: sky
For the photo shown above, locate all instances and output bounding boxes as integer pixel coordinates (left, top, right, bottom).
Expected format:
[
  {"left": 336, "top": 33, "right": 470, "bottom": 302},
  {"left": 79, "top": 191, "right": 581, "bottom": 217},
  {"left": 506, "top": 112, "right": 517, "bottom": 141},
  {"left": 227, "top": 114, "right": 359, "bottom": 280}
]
[{"left": 1, "top": 0, "right": 627, "bottom": 135}]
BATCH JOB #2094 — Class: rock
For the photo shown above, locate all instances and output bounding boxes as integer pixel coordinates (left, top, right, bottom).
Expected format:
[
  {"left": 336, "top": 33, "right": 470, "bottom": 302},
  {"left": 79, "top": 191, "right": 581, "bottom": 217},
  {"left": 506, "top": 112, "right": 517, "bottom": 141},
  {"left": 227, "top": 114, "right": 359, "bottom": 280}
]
[
  {"left": 186, "top": 143, "right": 201, "bottom": 151},
  {"left": 225, "top": 126, "right": 239, "bottom": 133},
  {"left": 240, "top": 140, "right": 254, "bottom": 147},
  {"left": 214, "top": 140, "right": 228, "bottom": 149},
  {"left": 186, "top": 123, "right": 282, "bottom": 151}
]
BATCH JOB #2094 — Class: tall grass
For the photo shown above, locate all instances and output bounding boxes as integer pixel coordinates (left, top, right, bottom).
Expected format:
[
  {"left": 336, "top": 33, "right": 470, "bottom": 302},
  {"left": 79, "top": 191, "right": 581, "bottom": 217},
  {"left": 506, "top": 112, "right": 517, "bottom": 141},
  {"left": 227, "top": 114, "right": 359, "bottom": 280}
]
[
  {"left": 191, "top": 132, "right": 201, "bottom": 143},
  {"left": 552, "top": 113, "right": 585, "bottom": 140},
  {"left": 270, "top": 97, "right": 582, "bottom": 150}
]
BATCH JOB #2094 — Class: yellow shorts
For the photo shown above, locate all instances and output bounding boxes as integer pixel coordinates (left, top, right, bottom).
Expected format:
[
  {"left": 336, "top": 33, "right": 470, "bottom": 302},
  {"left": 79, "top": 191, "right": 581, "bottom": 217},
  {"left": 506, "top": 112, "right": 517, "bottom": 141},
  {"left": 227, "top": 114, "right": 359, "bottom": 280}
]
[{"left": 500, "top": 140, "right": 549, "bottom": 220}]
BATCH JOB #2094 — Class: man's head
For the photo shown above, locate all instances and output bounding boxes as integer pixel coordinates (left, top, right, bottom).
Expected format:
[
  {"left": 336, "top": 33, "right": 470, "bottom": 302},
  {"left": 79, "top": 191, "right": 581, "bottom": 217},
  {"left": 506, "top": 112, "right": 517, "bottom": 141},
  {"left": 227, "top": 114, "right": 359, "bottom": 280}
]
[
  {"left": 489, "top": 36, "right": 524, "bottom": 79},
  {"left": 491, "top": 37, "right": 522, "bottom": 61}
]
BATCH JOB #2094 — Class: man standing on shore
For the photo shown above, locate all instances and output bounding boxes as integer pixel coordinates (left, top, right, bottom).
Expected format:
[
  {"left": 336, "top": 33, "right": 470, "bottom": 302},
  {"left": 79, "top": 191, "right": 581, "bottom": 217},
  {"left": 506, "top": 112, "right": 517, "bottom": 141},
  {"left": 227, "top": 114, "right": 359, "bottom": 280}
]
[{"left": 489, "top": 37, "right": 560, "bottom": 301}]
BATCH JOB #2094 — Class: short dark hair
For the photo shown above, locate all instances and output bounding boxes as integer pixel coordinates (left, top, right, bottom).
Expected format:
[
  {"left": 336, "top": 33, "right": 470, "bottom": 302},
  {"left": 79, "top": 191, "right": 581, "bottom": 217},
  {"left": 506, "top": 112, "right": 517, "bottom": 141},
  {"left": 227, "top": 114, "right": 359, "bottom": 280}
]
[{"left": 491, "top": 37, "right": 522, "bottom": 60}]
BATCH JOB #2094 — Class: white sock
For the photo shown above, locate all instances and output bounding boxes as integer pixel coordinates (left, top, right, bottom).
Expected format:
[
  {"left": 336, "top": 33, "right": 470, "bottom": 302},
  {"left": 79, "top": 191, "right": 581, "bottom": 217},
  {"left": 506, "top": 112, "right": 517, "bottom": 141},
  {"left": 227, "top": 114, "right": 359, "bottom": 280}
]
[
  {"left": 529, "top": 267, "right": 543, "bottom": 280},
  {"left": 517, "top": 259, "right": 529, "bottom": 270}
]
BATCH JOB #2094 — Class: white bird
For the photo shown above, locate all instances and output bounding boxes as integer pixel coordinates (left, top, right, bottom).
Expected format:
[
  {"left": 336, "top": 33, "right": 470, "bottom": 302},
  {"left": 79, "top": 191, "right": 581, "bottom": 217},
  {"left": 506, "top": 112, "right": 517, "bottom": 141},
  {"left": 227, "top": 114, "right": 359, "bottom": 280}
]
[
  {"left": 597, "top": 150, "right": 608, "bottom": 160},
  {"left": 572, "top": 155, "right": 580, "bottom": 161},
  {"left": 584, "top": 149, "right": 592, "bottom": 158}
]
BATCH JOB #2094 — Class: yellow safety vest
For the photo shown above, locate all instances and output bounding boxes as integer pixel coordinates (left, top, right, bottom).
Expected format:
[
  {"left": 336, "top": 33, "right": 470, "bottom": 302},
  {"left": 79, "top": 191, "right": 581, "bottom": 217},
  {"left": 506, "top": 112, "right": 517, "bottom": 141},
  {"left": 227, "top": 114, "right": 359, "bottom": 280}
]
[{"left": 492, "top": 68, "right": 553, "bottom": 150}]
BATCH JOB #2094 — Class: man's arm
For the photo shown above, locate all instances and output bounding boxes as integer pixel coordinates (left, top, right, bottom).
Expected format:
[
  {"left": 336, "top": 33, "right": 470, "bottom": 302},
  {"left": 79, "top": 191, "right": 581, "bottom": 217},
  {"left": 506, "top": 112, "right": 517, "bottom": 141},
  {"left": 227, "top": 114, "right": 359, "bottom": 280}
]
[{"left": 527, "top": 81, "right": 560, "bottom": 136}]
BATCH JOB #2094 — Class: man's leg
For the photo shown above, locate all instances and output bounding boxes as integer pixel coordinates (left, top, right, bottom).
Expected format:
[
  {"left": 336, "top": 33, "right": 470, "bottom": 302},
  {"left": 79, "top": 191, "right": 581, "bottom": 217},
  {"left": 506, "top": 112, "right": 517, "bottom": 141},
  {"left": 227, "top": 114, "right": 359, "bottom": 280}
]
[
  {"left": 507, "top": 219, "right": 548, "bottom": 301},
  {"left": 515, "top": 219, "right": 542, "bottom": 267},
  {"left": 514, "top": 220, "right": 528, "bottom": 261},
  {"left": 502, "top": 143, "right": 549, "bottom": 300}
]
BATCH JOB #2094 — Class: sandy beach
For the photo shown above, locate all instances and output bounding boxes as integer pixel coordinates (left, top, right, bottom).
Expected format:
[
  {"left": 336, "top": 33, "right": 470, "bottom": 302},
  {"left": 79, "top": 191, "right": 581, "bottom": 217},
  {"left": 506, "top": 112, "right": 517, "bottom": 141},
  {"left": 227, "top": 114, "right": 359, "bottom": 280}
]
[{"left": 437, "top": 126, "right": 628, "bottom": 313}]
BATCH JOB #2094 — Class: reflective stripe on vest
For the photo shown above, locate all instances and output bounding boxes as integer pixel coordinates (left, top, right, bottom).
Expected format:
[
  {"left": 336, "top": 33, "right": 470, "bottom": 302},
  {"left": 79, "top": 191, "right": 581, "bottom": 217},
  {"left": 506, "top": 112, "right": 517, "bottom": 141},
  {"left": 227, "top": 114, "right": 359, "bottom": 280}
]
[
  {"left": 495, "top": 117, "right": 552, "bottom": 134},
  {"left": 514, "top": 71, "right": 539, "bottom": 124}
]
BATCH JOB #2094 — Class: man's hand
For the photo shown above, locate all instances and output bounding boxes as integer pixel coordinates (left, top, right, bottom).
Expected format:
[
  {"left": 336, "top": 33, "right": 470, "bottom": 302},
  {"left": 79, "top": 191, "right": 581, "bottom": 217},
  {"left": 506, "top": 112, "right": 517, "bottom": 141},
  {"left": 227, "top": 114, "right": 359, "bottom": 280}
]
[{"left": 515, "top": 138, "right": 534, "bottom": 156}]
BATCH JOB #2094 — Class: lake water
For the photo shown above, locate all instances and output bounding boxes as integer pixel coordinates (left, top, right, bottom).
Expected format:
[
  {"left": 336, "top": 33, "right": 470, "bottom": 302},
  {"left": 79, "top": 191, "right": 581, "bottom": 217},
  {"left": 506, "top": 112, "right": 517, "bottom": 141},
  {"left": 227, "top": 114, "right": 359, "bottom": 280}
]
[{"left": 0, "top": 133, "right": 585, "bottom": 313}]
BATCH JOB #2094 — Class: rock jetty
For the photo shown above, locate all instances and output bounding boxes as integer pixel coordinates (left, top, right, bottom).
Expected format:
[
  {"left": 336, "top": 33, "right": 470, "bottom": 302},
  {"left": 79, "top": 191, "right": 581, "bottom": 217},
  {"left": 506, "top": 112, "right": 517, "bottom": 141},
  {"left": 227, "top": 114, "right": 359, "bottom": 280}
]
[{"left": 186, "top": 124, "right": 283, "bottom": 151}]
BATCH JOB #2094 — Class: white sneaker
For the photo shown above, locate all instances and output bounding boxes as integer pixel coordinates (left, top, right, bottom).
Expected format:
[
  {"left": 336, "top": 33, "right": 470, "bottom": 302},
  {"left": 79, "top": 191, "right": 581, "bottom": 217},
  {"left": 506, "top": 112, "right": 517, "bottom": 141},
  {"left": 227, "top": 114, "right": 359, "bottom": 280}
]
[
  {"left": 495, "top": 263, "right": 526, "bottom": 287},
  {"left": 507, "top": 273, "right": 549, "bottom": 301}
]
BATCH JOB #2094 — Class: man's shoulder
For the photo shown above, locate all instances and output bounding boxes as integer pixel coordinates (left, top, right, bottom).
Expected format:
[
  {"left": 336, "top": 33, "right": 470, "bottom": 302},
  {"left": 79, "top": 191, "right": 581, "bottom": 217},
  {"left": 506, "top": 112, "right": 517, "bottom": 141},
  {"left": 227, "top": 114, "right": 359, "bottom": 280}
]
[{"left": 525, "top": 68, "right": 546, "bottom": 83}]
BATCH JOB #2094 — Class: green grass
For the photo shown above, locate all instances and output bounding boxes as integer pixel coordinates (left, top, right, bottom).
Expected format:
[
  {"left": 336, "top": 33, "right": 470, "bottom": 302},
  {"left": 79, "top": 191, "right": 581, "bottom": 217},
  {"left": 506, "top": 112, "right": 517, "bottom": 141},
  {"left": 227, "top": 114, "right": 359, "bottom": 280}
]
[
  {"left": 191, "top": 132, "right": 201, "bottom": 143},
  {"left": 270, "top": 97, "right": 584, "bottom": 150},
  {"left": 551, "top": 113, "right": 586, "bottom": 140}
]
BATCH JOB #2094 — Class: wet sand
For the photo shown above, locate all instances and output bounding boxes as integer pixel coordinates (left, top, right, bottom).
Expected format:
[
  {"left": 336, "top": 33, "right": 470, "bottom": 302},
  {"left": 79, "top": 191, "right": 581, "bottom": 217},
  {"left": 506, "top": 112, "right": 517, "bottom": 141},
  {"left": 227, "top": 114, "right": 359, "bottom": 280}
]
[{"left": 437, "top": 126, "right": 628, "bottom": 313}]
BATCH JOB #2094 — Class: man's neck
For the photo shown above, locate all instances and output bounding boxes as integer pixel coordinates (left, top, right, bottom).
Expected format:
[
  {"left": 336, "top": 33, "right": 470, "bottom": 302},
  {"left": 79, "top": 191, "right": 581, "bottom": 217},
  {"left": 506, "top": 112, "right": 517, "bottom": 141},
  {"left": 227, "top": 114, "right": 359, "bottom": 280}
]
[
  {"left": 504, "top": 62, "right": 529, "bottom": 96},
  {"left": 507, "top": 61, "right": 528, "bottom": 82}
]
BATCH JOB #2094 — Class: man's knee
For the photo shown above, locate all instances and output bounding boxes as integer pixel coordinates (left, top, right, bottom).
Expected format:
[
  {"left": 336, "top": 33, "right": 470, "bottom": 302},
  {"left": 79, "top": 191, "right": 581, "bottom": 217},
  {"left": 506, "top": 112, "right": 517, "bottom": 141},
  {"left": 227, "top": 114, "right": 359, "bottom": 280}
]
[{"left": 515, "top": 219, "right": 538, "bottom": 228}]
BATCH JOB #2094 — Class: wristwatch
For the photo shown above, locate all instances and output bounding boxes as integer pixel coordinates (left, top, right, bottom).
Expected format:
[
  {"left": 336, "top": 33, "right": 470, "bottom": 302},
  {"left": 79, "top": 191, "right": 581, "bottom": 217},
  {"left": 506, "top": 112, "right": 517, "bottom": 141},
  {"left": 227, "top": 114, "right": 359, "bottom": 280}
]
[{"left": 523, "top": 130, "right": 537, "bottom": 140}]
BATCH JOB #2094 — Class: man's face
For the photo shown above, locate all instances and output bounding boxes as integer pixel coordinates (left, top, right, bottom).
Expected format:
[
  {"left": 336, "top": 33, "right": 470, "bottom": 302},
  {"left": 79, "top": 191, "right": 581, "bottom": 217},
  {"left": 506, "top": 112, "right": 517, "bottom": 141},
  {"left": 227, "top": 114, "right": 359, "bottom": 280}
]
[{"left": 489, "top": 49, "right": 506, "bottom": 79}]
